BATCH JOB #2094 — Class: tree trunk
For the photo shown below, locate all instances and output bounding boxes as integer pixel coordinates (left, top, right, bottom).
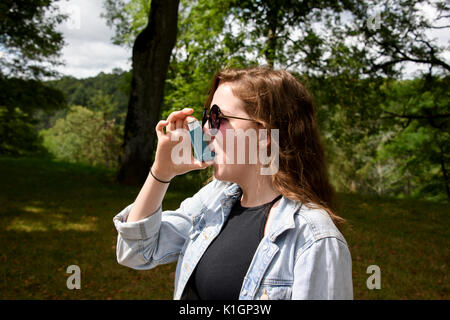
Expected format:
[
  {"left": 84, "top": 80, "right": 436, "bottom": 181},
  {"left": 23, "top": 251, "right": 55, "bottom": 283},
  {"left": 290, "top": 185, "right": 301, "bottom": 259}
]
[{"left": 117, "top": 0, "right": 180, "bottom": 185}]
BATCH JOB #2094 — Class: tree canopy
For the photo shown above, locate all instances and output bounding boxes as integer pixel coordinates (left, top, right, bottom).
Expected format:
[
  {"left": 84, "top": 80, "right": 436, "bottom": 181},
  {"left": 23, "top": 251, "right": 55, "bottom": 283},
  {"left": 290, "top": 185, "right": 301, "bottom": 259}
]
[{"left": 0, "top": 0, "right": 67, "bottom": 79}]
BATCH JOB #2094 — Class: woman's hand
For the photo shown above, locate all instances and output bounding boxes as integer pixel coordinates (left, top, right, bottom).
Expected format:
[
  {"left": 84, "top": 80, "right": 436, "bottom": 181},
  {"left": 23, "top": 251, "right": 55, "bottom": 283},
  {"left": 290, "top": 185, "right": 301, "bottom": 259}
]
[{"left": 151, "top": 108, "right": 212, "bottom": 181}]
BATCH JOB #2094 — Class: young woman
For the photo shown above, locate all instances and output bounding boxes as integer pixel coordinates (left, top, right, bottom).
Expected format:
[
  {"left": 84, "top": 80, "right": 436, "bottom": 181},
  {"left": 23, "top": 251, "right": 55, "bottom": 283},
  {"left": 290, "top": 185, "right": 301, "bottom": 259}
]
[{"left": 113, "top": 67, "right": 353, "bottom": 300}]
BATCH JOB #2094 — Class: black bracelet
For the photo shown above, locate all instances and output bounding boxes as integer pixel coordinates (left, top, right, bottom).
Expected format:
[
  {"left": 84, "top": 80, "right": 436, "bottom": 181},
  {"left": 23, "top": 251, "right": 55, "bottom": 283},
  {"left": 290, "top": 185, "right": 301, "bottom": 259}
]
[{"left": 150, "top": 169, "right": 171, "bottom": 184}]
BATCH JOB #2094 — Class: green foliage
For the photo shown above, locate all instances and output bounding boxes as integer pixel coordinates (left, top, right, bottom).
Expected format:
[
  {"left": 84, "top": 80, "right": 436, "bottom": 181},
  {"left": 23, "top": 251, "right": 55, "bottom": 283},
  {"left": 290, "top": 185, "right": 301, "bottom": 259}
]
[
  {"left": 229, "top": 0, "right": 355, "bottom": 69},
  {"left": 0, "top": 76, "right": 66, "bottom": 156},
  {"left": 0, "top": 77, "right": 66, "bottom": 114},
  {"left": 376, "top": 125, "right": 446, "bottom": 200},
  {"left": 40, "top": 104, "right": 124, "bottom": 169},
  {"left": 374, "top": 78, "right": 450, "bottom": 201},
  {"left": 0, "top": 74, "right": 66, "bottom": 157},
  {"left": 45, "top": 70, "right": 130, "bottom": 126},
  {"left": 308, "top": 75, "right": 449, "bottom": 201},
  {"left": 0, "top": 106, "right": 48, "bottom": 156},
  {"left": 0, "top": 0, "right": 67, "bottom": 78},
  {"left": 304, "top": 74, "right": 384, "bottom": 193},
  {"left": 102, "top": 0, "right": 151, "bottom": 47}
]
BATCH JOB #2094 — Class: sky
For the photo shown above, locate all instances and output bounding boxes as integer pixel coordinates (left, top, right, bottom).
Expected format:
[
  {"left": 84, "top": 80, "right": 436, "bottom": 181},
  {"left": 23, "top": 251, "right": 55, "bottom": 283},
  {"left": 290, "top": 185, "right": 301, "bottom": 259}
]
[
  {"left": 55, "top": 0, "right": 131, "bottom": 79},
  {"left": 55, "top": 0, "right": 449, "bottom": 79}
]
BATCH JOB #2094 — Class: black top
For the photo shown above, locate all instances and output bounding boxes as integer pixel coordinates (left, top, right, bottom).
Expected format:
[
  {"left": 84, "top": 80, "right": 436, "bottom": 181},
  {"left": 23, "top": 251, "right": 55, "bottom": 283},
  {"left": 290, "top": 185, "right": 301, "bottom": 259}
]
[{"left": 181, "top": 194, "right": 282, "bottom": 300}]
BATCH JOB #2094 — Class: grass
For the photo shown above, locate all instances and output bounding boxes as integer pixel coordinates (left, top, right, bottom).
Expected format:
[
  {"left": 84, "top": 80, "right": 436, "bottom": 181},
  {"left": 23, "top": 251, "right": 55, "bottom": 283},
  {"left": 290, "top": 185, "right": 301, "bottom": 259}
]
[
  {"left": 338, "top": 193, "right": 449, "bottom": 299},
  {"left": 0, "top": 155, "right": 448, "bottom": 299}
]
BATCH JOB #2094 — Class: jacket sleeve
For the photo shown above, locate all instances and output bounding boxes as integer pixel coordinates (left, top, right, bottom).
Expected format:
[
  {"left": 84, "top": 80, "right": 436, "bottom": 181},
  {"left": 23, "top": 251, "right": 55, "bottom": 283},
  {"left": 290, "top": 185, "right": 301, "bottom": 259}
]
[
  {"left": 292, "top": 237, "right": 353, "bottom": 299},
  {"left": 112, "top": 179, "right": 219, "bottom": 270}
]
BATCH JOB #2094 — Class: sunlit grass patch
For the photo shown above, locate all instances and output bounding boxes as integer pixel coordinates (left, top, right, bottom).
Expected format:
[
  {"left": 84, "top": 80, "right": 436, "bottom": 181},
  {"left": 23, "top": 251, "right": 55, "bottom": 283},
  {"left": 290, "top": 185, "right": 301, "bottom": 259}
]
[
  {"left": 5, "top": 205, "right": 99, "bottom": 233},
  {"left": 22, "top": 206, "right": 45, "bottom": 214},
  {"left": 6, "top": 217, "right": 98, "bottom": 233}
]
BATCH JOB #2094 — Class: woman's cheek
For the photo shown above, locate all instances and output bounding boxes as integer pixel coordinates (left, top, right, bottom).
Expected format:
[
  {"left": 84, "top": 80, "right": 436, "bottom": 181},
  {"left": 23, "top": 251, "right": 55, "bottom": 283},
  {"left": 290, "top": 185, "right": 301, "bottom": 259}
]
[
  {"left": 219, "top": 126, "right": 227, "bottom": 156},
  {"left": 222, "top": 125, "right": 238, "bottom": 164}
]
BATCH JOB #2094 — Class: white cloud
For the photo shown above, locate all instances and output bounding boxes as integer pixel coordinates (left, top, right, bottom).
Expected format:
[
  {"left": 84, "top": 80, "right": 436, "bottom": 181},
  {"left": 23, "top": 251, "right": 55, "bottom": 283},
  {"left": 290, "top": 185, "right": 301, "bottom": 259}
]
[{"left": 54, "top": 0, "right": 131, "bottom": 78}]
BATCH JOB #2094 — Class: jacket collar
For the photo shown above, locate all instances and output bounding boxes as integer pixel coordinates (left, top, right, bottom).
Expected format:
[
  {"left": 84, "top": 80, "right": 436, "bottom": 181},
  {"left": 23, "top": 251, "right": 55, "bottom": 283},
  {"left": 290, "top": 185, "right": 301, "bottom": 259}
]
[{"left": 223, "top": 182, "right": 300, "bottom": 242}]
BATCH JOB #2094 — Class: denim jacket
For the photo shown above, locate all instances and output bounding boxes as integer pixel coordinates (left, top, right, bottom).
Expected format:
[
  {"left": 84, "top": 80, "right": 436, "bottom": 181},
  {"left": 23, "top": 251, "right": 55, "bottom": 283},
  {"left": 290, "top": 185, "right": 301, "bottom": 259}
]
[{"left": 113, "top": 179, "right": 353, "bottom": 300}]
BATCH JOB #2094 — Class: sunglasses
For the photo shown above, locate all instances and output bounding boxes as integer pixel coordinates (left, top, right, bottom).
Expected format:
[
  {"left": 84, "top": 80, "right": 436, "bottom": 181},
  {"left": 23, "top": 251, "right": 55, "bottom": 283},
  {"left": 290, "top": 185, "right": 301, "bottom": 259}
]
[{"left": 202, "top": 104, "right": 257, "bottom": 132}]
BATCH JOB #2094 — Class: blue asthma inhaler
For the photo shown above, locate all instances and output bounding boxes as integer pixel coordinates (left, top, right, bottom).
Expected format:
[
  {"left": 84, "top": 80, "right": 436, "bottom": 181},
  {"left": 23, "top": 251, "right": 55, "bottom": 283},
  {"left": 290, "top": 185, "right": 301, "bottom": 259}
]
[{"left": 187, "top": 120, "right": 215, "bottom": 162}]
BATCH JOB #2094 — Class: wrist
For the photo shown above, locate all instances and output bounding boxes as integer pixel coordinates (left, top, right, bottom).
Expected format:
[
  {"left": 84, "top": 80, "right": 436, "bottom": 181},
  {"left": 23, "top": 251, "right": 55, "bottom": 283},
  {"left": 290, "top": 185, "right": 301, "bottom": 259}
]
[{"left": 151, "top": 163, "right": 174, "bottom": 182}]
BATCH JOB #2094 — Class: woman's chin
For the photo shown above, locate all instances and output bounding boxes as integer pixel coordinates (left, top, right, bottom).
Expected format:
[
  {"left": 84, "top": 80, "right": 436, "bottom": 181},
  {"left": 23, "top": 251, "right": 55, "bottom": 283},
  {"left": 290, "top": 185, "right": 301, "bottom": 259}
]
[
  {"left": 212, "top": 163, "right": 221, "bottom": 179},
  {"left": 213, "top": 163, "right": 226, "bottom": 181},
  {"left": 213, "top": 163, "right": 237, "bottom": 183}
]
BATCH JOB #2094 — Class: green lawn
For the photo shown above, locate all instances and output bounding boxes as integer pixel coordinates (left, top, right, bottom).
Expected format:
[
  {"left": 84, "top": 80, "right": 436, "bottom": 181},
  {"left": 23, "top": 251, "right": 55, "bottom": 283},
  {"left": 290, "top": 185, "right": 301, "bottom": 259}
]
[{"left": 0, "top": 156, "right": 448, "bottom": 299}]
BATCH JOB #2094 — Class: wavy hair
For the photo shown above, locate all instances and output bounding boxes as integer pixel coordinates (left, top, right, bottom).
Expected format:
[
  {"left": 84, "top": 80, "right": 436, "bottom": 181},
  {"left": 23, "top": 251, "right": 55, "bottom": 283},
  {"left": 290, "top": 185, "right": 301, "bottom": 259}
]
[{"left": 204, "top": 66, "right": 344, "bottom": 228}]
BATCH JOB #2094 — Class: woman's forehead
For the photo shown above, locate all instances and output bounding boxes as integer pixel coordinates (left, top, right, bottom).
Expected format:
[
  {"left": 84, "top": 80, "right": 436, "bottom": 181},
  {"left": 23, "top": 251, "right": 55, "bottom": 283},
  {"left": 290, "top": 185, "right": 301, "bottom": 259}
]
[{"left": 211, "top": 83, "right": 245, "bottom": 114}]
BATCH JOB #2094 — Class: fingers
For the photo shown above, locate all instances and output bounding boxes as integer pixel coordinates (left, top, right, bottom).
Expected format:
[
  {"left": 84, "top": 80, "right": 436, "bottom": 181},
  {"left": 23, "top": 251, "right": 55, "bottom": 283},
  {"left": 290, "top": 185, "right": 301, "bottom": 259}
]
[
  {"left": 155, "top": 120, "right": 169, "bottom": 137},
  {"left": 169, "top": 118, "right": 176, "bottom": 131},
  {"left": 167, "top": 108, "right": 194, "bottom": 132},
  {"left": 167, "top": 108, "right": 194, "bottom": 123},
  {"left": 176, "top": 118, "right": 183, "bottom": 129}
]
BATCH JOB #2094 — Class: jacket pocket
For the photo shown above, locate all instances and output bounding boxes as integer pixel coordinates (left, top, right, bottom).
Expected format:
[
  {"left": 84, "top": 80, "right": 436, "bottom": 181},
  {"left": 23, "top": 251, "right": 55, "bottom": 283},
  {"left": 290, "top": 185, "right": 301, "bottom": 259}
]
[{"left": 255, "top": 279, "right": 293, "bottom": 300}]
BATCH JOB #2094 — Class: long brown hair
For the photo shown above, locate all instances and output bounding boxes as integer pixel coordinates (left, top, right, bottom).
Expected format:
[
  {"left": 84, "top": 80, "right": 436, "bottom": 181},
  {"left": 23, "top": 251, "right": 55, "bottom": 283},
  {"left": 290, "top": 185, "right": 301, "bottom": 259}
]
[{"left": 204, "top": 66, "right": 344, "bottom": 228}]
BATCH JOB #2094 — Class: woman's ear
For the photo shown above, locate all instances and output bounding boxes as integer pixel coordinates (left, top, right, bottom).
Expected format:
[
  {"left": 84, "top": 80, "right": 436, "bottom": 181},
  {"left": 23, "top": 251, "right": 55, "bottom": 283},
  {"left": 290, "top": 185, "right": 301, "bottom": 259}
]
[{"left": 258, "top": 128, "right": 271, "bottom": 148}]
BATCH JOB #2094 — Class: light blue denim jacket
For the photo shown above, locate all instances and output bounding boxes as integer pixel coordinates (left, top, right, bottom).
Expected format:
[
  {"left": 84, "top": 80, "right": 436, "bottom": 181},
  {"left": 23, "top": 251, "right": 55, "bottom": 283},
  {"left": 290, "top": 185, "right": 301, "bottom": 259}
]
[{"left": 113, "top": 179, "right": 353, "bottom": 300}]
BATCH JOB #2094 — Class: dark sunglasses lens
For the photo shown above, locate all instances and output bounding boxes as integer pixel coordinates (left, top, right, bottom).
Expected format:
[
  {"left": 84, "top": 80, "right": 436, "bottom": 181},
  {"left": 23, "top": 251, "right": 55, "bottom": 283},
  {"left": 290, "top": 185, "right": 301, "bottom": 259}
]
[{"left": 210, "top": 105, "right": 220, "bottom": 129}]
